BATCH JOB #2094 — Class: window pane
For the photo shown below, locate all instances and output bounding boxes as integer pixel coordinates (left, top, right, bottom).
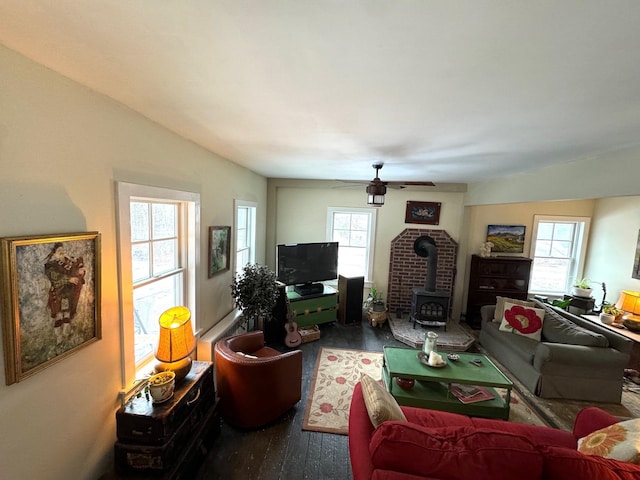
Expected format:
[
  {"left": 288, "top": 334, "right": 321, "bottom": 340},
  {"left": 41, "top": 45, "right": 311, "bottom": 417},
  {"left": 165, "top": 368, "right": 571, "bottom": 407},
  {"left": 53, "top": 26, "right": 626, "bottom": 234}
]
[
  {"left": 153, "top": 239, "right": 178, "bottom": 275},
  {"left": 152, "top": 203, "right": 177, "bottom": 239},
  {"left": 133, "top": 273, "right": 183, "bottom": 364},
  {"left": 130, "top": 202, "right": 149, "bottom": 242},
  {"left": 537, "top": 222, "right": 553, "bottom": 240},
  {"left": 351, "top": 214, "right": 369, "bottom": 231},
  {"left": 550, "top": 240, "right": 572, "bottom": 258},
  {"left": 534, "top": 240, "right": 551, "bottom": 257},
  {"left": 529, "top": 258, "right": 571, "bottom": 293},
  {"left": 350, "top": 230, "right": 367, "bottom": 247},
  {"left": 333, "top": 213, "right": 351, "bottom": 230},
  {"left": 553, "top": 223, "right": 574, "bottom": 241},
  {"left": 131, "top": 244, "right": 150, "bottom": 282},
  {"left": 338, "top": 246, "right": 366, "bottom": 277},
  {"left": 333, "top": 229, "right": 351, "bottom": 244}
]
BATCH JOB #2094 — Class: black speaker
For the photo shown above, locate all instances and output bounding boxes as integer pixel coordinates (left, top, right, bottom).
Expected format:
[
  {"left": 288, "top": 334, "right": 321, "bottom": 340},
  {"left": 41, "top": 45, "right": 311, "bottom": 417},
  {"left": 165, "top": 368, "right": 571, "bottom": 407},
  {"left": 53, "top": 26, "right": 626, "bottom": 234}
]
[{"left": 338, "top": 275, "right": 364, "bottom": 325}]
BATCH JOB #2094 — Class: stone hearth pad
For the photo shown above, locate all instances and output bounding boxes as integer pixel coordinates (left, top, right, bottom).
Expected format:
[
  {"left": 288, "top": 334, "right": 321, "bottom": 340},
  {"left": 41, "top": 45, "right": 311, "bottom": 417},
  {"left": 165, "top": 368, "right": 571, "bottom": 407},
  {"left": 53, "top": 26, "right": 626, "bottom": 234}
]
[{"left": 388, "top": 315, "right": 475, "bottom": 351}]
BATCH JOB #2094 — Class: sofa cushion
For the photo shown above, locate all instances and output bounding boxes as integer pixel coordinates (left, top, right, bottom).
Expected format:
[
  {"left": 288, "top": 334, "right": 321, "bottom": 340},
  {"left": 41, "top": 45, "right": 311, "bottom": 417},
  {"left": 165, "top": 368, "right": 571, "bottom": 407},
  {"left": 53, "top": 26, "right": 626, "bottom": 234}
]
[
  {"left": 578, "top": 418, "right": 640, "bottom": 463},
  {"left": 369, "top": 423, "right": 544, "bottom": 480},
  {"left": 360, "top": 373, "right": 407, "bottom": 428},
  {"left": 536, "top": 301, "right": 609, "bottom": 347},
  {"left": 542, "top": 445, "right": 640, "bottom": 479},
  {"left": 494, "top": 295, "right": 535, "bottom": 322},
  {"left": 499, "top": 302, "right": 546, "bottom": 341}
]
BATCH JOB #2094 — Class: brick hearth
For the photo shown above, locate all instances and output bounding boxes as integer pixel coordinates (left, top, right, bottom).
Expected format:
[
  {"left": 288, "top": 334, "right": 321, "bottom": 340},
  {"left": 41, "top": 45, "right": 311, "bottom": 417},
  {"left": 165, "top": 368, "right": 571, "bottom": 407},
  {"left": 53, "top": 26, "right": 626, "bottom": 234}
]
[{"left": 386, "top": 228, "right": 458, "bottom": 318}]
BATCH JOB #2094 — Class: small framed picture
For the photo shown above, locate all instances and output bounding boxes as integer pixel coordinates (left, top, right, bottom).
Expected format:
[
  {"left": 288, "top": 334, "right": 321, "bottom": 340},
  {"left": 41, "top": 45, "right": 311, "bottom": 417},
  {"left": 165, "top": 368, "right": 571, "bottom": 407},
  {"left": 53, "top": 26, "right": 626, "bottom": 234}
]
[
  {"left": 486, "top": 225, "right": 526, "bottom": 254},
  {"left": 0, "top": 232, "right": 101, "bottom": 384},
  {"left": 208, "top": 226, "right": 231, "bottom": 277},
  {"left": 405, "top": 201, "right": 441, "bottom": 225}
]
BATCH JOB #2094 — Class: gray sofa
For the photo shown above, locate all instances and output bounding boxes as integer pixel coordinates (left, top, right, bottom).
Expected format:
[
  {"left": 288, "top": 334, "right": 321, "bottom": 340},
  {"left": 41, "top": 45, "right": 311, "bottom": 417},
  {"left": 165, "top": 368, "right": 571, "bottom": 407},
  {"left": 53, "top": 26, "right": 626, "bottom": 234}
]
[{"left": 479, "top": 299, "right": 632, "bottom": 403}]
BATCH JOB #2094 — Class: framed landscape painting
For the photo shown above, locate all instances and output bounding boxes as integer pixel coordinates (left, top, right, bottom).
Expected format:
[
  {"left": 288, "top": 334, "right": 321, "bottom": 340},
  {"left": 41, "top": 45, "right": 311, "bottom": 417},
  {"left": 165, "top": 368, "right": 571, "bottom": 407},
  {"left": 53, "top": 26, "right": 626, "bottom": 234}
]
[
  {"left": 0, "top": 232, "right": 101, "bottom": 384},
  {"left": 486, "top": 225, "right": 526, "bottom": 254}
]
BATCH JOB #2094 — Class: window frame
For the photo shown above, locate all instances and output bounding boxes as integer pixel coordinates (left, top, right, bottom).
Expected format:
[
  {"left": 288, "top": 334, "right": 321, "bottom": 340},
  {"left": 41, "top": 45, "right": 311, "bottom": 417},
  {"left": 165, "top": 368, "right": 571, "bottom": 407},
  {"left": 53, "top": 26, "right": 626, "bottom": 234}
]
[
  {"left": 326, "top": 206, "right": 377, "bottom": 284},
  {"left": 116, "top": 182, "right": 200, "bottom": 388},
  {"left": 528, "top": 215, "right": 591, "bottom": 296},
  {"left": 234, "top": 200, "right": 257, "bottom": 275}
]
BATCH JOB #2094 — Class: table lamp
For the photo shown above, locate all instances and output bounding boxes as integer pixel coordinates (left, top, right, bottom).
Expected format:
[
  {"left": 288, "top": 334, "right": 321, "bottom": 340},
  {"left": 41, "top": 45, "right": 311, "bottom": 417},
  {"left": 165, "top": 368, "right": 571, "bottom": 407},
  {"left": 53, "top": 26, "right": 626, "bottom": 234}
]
[
  {"left": 615, "top": 290, "right": 640, "bottom": 332},
  {"left": 155, "top": 306, "right": 196, "bottom": 381}
]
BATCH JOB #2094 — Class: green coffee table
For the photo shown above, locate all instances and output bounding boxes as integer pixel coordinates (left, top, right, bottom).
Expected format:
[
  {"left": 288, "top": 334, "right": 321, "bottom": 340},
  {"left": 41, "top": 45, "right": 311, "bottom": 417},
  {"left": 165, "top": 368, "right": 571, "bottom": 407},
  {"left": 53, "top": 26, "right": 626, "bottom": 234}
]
[{"left": 382, "top": 346, "right": 513, "bottom": 420}]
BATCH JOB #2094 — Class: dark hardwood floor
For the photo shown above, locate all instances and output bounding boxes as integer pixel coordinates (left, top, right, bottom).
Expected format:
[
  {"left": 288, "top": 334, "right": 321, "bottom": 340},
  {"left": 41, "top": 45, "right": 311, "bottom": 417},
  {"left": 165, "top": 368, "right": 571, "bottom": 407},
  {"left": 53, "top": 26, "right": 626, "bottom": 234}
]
[{"left": 195, "top": 320, "right": 405, "bottom": 480}]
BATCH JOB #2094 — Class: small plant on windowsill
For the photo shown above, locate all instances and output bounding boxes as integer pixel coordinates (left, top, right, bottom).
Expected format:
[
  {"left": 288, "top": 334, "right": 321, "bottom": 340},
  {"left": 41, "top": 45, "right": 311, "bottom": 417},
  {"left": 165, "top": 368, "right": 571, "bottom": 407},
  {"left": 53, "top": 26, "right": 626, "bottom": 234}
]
[{"left": 571, "top": 278, "right": 592, "bottom": 298}]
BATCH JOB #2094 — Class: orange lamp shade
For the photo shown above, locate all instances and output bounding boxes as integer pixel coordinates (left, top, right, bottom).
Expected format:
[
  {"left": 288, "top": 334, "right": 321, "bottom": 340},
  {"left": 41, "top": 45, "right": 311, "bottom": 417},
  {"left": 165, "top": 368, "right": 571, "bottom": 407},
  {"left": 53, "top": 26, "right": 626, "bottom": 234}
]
[
  {"left": 156, "top": 306, "right": 196, "bottom": 363},
  {"left": 616, "top": 290, "right": 640, "bottom": 316}
]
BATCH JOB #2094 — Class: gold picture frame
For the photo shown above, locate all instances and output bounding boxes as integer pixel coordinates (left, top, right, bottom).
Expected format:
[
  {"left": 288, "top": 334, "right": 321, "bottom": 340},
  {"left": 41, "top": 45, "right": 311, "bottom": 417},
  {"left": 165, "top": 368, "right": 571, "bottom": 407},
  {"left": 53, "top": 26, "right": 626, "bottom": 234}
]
[
  {"left": 0, "top": 232, "right": 101, "bottom": 384},
  {"left": 208, "top": 226, "right": 231, "bottom": 278}
]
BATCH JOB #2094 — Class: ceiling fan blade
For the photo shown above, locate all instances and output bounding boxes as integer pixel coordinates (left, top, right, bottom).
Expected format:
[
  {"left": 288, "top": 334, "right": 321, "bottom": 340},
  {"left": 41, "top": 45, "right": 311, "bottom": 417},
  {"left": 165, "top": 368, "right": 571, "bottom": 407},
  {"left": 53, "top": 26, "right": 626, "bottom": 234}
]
[{"left": 387, "top": 181, "right": 436, "bottom": 187}]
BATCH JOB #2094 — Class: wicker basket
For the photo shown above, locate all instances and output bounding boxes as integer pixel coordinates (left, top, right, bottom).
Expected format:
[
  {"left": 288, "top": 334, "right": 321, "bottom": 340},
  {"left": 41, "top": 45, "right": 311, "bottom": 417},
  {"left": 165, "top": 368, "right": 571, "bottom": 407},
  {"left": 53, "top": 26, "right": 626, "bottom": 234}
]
[{"left": 299, "top": 325, "right": 321, "bottom": 343}]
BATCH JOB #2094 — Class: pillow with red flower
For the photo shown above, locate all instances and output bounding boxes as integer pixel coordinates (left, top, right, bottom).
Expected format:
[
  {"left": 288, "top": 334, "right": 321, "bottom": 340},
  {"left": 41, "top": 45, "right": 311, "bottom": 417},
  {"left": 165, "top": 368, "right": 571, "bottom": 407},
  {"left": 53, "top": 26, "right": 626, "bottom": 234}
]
[{"left": 499, "top": 302, "right": 545, "bottom": 341}]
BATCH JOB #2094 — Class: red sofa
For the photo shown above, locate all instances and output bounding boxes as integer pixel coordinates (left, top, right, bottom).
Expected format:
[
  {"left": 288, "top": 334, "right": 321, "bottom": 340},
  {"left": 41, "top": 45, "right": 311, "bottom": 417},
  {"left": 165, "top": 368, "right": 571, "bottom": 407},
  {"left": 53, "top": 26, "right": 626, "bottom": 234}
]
[{"left": 348, "top": 382, "right": 640, "bottom": 480}]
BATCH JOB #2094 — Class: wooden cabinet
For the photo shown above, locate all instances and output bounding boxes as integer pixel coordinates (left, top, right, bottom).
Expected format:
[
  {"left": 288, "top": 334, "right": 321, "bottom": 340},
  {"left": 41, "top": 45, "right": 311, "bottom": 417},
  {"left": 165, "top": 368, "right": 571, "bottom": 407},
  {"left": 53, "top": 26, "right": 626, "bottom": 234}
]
[
  {"left": 465, "top": 255, "right": 532, "bottom": 329},
  {"left": 287, "top": 285, "right": 337, "bottom": 328}
]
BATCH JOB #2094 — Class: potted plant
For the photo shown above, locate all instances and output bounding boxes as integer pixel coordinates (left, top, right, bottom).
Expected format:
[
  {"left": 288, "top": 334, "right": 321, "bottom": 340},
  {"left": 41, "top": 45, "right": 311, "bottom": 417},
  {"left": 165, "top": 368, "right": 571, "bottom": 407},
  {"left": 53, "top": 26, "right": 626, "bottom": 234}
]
[
  {"left": 230, "top": 263, "right": 279, "bottom": 335},
  {"left": 571, "top": 278, "right": 592, "bottom": 298},
  {"left": 365, "top": 286, "right": 386, "bottom": 312},
  {"left": 601, "top": 302, "right": 624, "bottom": 325}
]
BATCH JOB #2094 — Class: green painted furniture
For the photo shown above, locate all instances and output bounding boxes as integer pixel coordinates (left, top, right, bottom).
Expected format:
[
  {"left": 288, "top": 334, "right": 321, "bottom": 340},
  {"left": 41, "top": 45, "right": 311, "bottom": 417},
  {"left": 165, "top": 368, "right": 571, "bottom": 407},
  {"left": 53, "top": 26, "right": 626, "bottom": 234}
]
[
  {"left": 287, "top": 285, "right": 337, "bottom": 328},
  {"left": 382, "top": 346, "right": 513, "bottom": 420}
]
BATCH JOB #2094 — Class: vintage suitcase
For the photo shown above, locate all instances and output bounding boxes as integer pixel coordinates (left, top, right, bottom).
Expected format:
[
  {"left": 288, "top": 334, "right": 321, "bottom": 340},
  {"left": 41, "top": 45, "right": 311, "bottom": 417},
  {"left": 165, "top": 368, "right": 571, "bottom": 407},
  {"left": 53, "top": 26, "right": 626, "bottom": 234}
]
[
  {"left": 116, "top": 361, "right": 214, "bottom": 445},
  {"left": 114, "top": 400, "right": 219, "bottom": 476}
]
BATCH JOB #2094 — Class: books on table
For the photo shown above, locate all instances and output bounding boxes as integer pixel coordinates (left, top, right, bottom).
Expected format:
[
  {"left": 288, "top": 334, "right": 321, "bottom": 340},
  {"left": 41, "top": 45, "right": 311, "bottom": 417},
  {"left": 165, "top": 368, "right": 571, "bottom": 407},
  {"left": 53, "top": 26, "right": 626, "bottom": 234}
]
[{"left": 450, "top": 383, "right": 495, "bottom": 404}]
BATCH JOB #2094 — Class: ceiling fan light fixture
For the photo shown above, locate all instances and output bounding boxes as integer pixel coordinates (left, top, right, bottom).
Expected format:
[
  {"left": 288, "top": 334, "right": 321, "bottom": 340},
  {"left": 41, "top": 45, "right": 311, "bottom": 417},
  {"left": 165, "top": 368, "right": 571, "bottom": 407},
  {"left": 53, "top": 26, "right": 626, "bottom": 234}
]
[{"left": 366, "top": 182, "right": 386, "bottom": 207}]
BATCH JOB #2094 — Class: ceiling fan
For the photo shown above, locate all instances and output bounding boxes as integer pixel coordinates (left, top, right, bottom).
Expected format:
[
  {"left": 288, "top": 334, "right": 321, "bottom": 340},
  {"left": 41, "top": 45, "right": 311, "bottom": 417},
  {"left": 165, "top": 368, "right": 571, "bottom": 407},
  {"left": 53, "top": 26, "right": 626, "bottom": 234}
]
[{"left": 361, "top": 163, "right": 435, "bottom": 207}]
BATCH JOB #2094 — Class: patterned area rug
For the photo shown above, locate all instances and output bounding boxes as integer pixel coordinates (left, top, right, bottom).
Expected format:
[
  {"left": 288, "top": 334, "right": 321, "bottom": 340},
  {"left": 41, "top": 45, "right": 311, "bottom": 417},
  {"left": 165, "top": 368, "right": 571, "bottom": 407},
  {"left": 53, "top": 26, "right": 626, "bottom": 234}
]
[
  {"left": 302, "top": 347, "right": 548, "bottom": 435},
  {"left": 388, "top": 316, "right": 476, "bottom": 351}
]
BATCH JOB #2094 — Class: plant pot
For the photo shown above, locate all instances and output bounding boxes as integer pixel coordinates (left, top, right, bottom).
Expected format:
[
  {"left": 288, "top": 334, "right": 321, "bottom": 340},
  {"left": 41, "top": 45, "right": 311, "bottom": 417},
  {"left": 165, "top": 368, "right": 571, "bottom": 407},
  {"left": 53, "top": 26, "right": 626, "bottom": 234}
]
[
  {"left": 148, "top": 371, "right": 176, "bottom": 404},
  {"left": 372, "top": 301, "right": 386, "bottom": 312},
  {"left": 599, "top": 313, "right": 615, "bottom": 325},
  {"left": 571, "top": 287, "right": 592, "bottom": 298}
]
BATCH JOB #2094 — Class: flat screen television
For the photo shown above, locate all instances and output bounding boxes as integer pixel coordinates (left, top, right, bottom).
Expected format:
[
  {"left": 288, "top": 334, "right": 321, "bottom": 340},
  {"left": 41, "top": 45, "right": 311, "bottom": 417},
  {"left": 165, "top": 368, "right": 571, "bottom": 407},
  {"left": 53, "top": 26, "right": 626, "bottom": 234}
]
[{"left": 276, "top": 242, "right": 339, "bottom": 294}]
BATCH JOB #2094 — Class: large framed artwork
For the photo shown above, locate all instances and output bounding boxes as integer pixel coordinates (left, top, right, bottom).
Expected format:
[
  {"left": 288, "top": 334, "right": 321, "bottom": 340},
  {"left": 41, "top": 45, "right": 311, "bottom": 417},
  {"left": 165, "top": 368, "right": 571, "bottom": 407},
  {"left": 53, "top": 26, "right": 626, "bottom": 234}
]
[
  {"left": 633, "top": 229, "right": 640, "bottom": 280},
  {"left": 486, "top": 225, "right": 526, "bottom": 254},
  {"left": 0, "top": 232, "right": 101, "bottom": 384},
  {"left": 208, "top": 226, "right": 231, "bottom": 278},
  {"left": 405, "top": 201, "right": 441, "bottom": 225}
]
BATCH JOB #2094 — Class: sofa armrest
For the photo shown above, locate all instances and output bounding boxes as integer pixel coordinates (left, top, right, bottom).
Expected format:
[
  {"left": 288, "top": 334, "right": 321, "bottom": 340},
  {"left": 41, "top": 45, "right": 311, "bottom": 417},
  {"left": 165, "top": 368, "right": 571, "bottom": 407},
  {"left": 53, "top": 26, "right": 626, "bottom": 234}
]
[
  {"left": 533, "top": 342, "right": 629, "bottom": 370},
  {"left": 480, "top": 305, "right": 496, "bottom": 327},
  {"left": 572, "top": 407, "right": 620, "bottom": 439}
]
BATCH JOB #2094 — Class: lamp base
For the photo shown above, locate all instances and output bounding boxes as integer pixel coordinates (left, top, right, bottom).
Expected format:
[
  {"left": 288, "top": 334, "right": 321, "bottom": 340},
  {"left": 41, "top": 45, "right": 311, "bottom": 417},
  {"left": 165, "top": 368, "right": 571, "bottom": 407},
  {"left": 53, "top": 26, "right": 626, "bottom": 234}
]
[{"left": 154, "top": 357, "right": 192, "bottom": 382}]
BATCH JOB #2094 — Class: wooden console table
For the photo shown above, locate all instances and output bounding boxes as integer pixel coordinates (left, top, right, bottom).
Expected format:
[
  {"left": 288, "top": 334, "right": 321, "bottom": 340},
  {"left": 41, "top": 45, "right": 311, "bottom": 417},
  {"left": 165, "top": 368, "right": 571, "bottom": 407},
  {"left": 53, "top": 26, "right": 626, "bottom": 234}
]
[{"left": 582, "top": 315, "right": 640, "bottom": 370}]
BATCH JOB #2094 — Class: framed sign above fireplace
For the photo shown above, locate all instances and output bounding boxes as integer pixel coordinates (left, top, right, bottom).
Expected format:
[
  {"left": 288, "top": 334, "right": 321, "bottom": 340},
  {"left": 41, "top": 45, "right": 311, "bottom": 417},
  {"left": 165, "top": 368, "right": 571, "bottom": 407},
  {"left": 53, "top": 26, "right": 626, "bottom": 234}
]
[{"left": 405, "top": 201, "right": 441, "bottom": 225}]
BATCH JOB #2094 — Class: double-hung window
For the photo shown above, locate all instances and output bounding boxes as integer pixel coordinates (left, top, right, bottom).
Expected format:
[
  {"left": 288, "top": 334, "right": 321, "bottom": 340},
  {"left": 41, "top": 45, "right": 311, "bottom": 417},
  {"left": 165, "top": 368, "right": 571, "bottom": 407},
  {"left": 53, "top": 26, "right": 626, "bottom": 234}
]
[
  {"left": 116, "top": 182, "right": 199, "bottom": 386},
  {"left": 326, "top": 207, "right": 377, "bottom": 282},
  {"left": 235, "top": 200, "right": 257, "bottom": 275},
  {"left": 528, "top": 215, "right": 590, "bottom": 296}
]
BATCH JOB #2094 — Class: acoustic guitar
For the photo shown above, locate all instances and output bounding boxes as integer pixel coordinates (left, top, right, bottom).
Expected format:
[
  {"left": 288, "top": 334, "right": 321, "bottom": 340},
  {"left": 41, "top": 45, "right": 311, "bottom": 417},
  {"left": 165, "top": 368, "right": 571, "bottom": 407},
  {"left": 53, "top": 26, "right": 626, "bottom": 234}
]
[{"left": 283, "top": 295, "right": 302, "bottom": 348}]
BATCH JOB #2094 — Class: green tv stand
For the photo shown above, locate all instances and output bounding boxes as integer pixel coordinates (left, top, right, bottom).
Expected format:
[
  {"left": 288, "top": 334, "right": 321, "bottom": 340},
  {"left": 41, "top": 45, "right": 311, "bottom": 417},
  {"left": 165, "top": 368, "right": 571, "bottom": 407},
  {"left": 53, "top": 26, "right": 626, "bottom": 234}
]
[{"left": 287, "top": 285, "right": 337, "bottom": 328}]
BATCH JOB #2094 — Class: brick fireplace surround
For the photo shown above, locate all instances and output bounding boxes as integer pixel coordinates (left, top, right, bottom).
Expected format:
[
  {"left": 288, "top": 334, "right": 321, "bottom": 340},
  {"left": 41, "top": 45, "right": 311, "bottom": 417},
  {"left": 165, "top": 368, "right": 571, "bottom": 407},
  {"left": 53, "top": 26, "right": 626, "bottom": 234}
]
[{"left": 386, "top": 228, "right": 458, "bottom": 319}]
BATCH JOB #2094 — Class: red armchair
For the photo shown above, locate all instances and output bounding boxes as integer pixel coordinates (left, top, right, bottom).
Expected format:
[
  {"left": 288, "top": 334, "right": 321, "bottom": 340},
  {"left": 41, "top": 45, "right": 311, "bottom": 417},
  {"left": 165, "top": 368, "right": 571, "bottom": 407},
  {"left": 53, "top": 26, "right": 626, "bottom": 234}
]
[{"left": 214, "top": 330, "right": 302, "bottom": 428}]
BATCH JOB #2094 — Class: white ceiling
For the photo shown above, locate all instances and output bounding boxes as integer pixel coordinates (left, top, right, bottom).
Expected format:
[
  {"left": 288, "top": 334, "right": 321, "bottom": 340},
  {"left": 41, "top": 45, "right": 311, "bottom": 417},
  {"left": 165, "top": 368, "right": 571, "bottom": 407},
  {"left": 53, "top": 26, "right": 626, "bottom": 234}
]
[{"left": 2, "top": 1, "right": 640, "bottom": 184}]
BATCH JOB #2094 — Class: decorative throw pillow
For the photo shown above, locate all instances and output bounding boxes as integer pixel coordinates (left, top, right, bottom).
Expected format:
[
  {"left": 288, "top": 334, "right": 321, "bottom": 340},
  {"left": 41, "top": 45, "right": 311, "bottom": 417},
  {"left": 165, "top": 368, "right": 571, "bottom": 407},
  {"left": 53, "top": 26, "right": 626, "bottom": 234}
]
[
  {"left": 360, "top": 373, "right": 407, "bottom": 428},
  {"left": 493, "top": 296, "right": 535, "bottom": 323},
  {"left": 578, "top": 418, "right": 640, "bottom": 464},
  {"left": 499, "top": 302, "right": 545, "bottom": 341}
]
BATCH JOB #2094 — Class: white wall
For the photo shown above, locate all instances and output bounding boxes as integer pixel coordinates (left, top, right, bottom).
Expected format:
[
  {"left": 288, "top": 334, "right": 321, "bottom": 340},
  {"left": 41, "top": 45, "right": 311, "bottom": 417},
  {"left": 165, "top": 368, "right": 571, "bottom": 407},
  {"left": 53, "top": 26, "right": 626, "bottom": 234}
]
[
  {"left": 586, "top": 196, "right": 640, "bottom": 303},
  {"left": 0, "top": 45, "right": 266, "bottom": 480}
]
